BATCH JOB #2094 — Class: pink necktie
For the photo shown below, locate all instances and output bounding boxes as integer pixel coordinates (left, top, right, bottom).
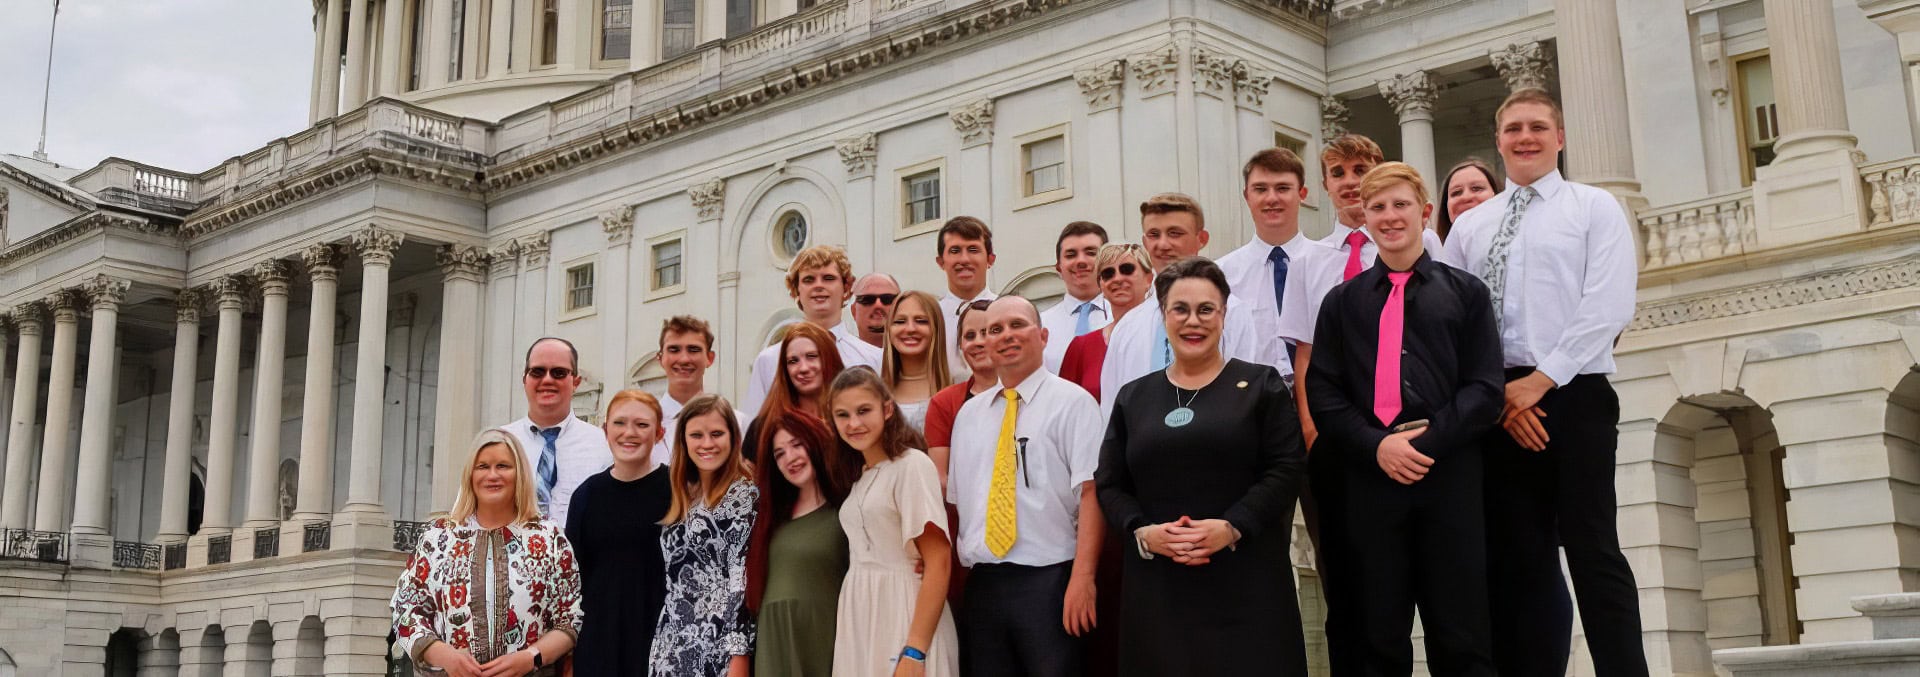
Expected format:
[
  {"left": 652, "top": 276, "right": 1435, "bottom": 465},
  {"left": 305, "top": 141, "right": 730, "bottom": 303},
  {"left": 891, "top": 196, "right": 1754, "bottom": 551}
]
[
  {"left": 1375, "top": 271, "right": 1413, "bottom": 426},
  {"left": 1343, "top": 230, "right": 1369, "bottom": 281}
]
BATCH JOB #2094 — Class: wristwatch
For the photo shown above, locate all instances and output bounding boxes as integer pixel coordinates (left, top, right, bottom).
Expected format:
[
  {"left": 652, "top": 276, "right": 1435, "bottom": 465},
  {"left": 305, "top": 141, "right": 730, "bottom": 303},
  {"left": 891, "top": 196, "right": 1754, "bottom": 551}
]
[
  {"left": 529, "top": 647, "right": 545, "bottom": 668},
  {"left": 900, "top": 646, "right": 927, "bottom": 663}
]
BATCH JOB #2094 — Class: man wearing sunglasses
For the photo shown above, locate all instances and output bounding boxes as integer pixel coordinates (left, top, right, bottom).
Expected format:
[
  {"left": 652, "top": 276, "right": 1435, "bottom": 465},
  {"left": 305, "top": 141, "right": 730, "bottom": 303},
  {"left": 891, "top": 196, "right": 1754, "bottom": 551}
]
[
  {"left": 1038, "top": 221, "right": 1109, "bottom": 374},
  {"left": 502, "top": 337, "right": 613, "bottom": 527},
  {"left": 850, "top": 272, "right": 902, "bottom": 349}
]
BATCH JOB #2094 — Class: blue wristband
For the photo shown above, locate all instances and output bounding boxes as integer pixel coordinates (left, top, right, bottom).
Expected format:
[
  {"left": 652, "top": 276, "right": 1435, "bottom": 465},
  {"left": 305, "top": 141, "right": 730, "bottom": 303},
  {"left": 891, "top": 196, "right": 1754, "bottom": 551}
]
[{"left": 900, "top": 646, "right": 927, "bottom": 662}]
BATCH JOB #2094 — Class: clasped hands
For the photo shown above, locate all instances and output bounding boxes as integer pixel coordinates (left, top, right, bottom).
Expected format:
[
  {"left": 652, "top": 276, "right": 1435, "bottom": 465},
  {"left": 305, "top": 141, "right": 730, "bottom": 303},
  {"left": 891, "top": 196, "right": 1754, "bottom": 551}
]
[
  {"left": 1502, "top": 371, "right": 1555, "bottom": 452},
  {"left": 1140, "top": 516, "right": 1237, "bottom": 565},
  {"left": 424, "top": 642, "right": 535, "bottom": 677}
]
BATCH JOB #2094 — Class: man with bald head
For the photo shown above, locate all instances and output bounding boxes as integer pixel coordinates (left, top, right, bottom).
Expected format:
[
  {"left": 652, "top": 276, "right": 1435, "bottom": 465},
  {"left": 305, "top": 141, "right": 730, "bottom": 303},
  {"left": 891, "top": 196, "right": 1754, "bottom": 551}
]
[
  {"left": 850, "top": 272, "right": 901, "bottom": 349},
  {"left": 501, "top": 337, "right": 612, "bottom": 526},
  {"left": 947, "top": 295, "right": 1106, "bottom": 676}
]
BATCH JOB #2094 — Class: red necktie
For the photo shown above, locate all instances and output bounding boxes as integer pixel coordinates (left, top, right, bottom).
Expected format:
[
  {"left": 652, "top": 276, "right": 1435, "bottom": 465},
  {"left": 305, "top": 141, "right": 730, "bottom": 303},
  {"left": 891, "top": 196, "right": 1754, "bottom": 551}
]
[
  {"left": 1375, "top": 271, "right": 1413, "bottom": 426},
  {"left": 1343, "top": 230, "right": 1369, "bottom": 281}
]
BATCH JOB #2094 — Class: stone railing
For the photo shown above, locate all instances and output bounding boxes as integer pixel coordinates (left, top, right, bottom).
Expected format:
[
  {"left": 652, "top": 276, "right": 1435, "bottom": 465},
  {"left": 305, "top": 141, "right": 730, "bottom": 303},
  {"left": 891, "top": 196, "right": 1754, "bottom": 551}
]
[
  {"left": 554, "top": 89, "right": 615, "bottom": 124},
  {"left": 303, "top": 522, "right": 332, "bottom": 553},
  {"left": 189, "top": 99, "right": 490, "bottom": 211},
  {"left": 1637, "top": 188, "right": 1757, "bottom": 270},
  {"left": 723, "top": 1, "right": 850, "bottom": 66},
  {"left": 164, "top": 542, "right": 187, "bottom": 570},
  {"left": 113, "top": 541, "right": 162, "bottom": 570},
  {"left": 208, "top": 534, "right": 231, "bottom": 565},
  {"left": 1864, "top": 156, "right": 1920, "bottom": 228},
  {"left": 67, "top": 159, "right": 201, "bottom": 208},
  {"left": 1, "top": 528, "right": 69, "bottom": 563},
  {"left": 254, "top": 527, "right": 281, "bottom": 559}
]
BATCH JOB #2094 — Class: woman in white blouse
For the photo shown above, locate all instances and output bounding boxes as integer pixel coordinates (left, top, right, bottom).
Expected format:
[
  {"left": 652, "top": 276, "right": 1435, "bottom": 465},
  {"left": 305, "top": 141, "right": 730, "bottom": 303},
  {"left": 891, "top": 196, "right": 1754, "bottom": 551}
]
[{"left": 881, "top": 290, "right": 952, "bottom": 435}]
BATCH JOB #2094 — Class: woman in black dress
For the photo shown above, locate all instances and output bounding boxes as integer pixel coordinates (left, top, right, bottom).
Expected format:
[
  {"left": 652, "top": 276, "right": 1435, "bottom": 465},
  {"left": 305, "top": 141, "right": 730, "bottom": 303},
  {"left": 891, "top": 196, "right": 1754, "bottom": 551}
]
[
  {"left": 1094, "top": 257, "right": 1308, "bottom": 676},
  {"left": 565, "top": 389, "right": 674, "bottom": 675}
]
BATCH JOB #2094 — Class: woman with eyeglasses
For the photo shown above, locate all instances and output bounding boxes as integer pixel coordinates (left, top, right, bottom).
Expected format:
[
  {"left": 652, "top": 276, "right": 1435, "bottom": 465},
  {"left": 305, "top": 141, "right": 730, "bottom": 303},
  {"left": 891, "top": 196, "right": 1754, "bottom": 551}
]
[
  {"left": 881, "top": 290, "right": 953, "bottom": 435},
  {"left": 1095, "top": 257, "right": 1308, "bottom": 676},
  {"left": 1059, "top": 244, "right": 1156, "bottom": 401},
  {"left": 747, "top": 323, "right": 849, "bottom": 464}
]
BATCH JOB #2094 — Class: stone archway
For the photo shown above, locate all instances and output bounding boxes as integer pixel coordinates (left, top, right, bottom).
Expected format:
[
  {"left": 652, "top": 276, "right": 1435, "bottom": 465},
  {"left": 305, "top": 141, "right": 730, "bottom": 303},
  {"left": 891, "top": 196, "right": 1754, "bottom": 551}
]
[{"left": 104, "top": 628, "right": 141, "bottom": 677}]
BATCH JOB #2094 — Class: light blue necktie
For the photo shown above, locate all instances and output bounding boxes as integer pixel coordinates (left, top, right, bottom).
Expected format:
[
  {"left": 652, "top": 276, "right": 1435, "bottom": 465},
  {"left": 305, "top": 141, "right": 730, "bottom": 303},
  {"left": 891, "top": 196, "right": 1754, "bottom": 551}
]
[
  {"left": 1073, "top": 301, "right": 1096, "bottom": 336},
  {"left": 1150, "top": 318, "right": 1171, "bottom": 372},
  {"left": 535, "top": 426, "right": 561, "bottom": 514}
]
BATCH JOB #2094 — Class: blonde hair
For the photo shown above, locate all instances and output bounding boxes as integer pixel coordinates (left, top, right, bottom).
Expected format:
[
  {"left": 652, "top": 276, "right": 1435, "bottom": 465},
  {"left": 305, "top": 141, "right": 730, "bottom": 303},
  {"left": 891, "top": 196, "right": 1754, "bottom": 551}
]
[
  {"left": 1139, "top": 192, "right": 1206, "bottom": 230},
  {"left": 783, "top": 245, "right": 855, "bottom": 302},
  {"left": 881, "top": 291, "right": 952, "bottom": 393},
  {"left": 1319, "top": 134, "right": 1385, "bottom": 171},
  {"left": 1096, "top": 243, "right": 1152, "bottom": 273},
  {"left": 448, "top": 429, "right": 543, "bottom": 527},
  {"left": 663, "top": 394, "right": 753, "bottom": 525},
  {"left": 1358, "top": 162, "right": 1430, "bottom": 206},
  {"left": 1495, "top": 87, "right": 1564, "bottom": 130}
]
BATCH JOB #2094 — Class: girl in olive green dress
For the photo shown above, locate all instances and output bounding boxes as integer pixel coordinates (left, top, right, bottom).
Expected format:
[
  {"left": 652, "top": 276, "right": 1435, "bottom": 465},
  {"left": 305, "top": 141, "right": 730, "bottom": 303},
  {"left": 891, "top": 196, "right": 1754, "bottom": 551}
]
[{"left": 745, "top": 410, "right": 855, "bottom": 677}]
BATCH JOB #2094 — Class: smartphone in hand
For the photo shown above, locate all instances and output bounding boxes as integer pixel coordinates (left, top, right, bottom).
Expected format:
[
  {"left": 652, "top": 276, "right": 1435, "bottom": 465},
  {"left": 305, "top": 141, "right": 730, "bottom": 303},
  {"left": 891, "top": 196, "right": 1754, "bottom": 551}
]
[{"left": 1390, "top": 419, "right": 1429, "bottom": 433}]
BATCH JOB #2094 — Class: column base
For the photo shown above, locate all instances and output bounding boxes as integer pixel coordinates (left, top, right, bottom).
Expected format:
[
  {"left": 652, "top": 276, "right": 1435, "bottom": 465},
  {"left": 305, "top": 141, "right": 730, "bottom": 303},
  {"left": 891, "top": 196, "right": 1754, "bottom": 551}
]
[
  {"left": 186, "top": 531, "right": 215, "bottom": 568},
  {"left": 1754, "top": 144, "right": 1868, "bottom": 249},
  {"left": 68, "top": 532, "right": 112, "bottom": 569},
  {"left": 230, "top": 528, "right": 257, "bottom": 564},
  {"left": 329, "top": 509, "right": 393, "bottom": 552}
]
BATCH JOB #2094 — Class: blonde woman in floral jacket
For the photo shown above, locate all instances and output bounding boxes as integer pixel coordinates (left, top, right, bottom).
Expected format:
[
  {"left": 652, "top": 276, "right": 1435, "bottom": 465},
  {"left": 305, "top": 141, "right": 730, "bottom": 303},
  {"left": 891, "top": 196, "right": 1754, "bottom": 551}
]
[{"left": 391, "top": 429, "right": 584, "bottom": 676}]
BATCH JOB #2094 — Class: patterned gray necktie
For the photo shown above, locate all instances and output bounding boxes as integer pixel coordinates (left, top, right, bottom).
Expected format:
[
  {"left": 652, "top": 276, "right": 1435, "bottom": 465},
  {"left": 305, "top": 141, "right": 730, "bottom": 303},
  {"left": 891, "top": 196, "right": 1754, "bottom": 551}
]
[{"left": 1482, "top": 186, "right": 1538, "bottom": 328}]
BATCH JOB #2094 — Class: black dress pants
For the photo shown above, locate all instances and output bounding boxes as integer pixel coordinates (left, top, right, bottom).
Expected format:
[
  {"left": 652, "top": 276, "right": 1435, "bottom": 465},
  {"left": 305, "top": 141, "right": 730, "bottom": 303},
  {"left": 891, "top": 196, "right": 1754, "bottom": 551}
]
[
  {"left": 1343, "top": 447, "right": 1494, "bottom": 676},
  {"left": 1306, "top": 447, "right": 1361, "bottom": 675},
  {"left": 961, "top": 561, "right": 1082, "bottom": 677},
  {"left": 1485, "top": 371, "right": 1649, "bottom": 677}
]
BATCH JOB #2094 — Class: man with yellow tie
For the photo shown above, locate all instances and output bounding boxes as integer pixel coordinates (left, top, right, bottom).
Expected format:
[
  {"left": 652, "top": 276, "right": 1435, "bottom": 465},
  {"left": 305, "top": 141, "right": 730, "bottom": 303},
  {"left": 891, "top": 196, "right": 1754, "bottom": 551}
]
[{"left": 947, "top": 296, "right": 1106, "bottom": 677}]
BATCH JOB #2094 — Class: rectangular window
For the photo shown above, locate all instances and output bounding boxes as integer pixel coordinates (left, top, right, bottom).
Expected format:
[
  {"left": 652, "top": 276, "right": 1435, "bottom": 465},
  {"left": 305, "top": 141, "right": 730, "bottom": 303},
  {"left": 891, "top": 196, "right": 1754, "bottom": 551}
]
[
  {"left": 1735, "top": 54, "right": 1777, "bottom": 184},
  {"left": 408, "top": 0, "right": 428, "bottom": 90},
  {"left": 727, "top": 0, "right": 753, "bottom": 38},
  {"left": 1023, "top": 135, "right": 1066, "bottom": 196},
  {"left": 652, "top": 239, "right": 684, "bottom": 291},
  {"left": 565, "top": 263, "right": 595, "bottom": 312},
  {"left": 1272, "top": 130, "right": 1306, "bottom": 157},
  {"left": 449, "top": 0, "right": 467, "bottom": 81},
  {"left": 539, "top": 0, "right": 559, "bottom": 65},
  {"left": 904, "top": 170, "right": 942, "bottom": 226},
  {"left": 662, "top": 0, "right": 695, "bottom": 59},
  {"left": 602, "top": 0, "right": 632, "bottom": 60}
]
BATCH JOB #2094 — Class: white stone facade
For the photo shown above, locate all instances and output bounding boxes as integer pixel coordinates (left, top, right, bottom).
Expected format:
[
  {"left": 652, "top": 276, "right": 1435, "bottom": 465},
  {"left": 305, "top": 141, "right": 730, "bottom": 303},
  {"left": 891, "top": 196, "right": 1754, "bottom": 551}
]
[{"left": 2, "top": 0, "right": 1920, "bottom": 674}]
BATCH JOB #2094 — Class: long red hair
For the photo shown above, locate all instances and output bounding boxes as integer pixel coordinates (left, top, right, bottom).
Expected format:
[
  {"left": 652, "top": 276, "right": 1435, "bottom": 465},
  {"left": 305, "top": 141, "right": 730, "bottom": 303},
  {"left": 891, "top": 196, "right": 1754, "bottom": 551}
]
[
  {"left": 752, "top": 322, "right": 846, "bottom": 452},
  {"left": 745, "top": 411, "right": 855, "bottom": 614}
]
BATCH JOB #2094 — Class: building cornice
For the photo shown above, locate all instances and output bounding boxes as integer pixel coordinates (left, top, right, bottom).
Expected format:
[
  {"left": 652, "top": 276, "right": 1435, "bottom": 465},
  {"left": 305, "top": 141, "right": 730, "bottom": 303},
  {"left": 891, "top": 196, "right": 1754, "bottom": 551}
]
[
  {"left": 0, "top": 211, "right": 174, "bottom": 268},
  {"left": 180, "top": 140, "right": 488, "bottom": 240},
  {"left": 1628, "top": 256, "right": 1920, "bottom": 332}
]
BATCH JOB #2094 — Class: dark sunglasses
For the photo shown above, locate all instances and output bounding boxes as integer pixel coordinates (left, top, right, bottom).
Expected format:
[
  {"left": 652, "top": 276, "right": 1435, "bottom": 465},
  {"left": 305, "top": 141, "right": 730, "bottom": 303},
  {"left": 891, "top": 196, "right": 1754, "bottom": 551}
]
[
  {"left": 1099, "top": 262, "right": 1140, "bottom": 280},
  {"left": 854, "top": 293, "right": 898, "bottom": 306},
  {"left": 526, "top": 366, "right": 574, "bottom": 380},
  {"left": 956, "top": 298, "right": 993, "bottom": 316}
]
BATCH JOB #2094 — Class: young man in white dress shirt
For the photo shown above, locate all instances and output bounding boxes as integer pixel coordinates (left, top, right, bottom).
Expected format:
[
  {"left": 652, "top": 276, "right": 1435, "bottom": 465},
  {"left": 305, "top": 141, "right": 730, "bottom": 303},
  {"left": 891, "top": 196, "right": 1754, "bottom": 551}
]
[
  {"left": 652, "top": 315, "right": 746, "bottom": 467},
  {"left": 1038, "top": 221, "right": 1110, "bottom": 374},
  {"left": 948, "top": 296, "right": 1104, "bottom": 676},
  {"left": 1319, "top": 134, "right": 1384, "bottom": 249},
  {"left": 1097, "top": 193, "right": 1265, "bottom": 417},
  {"left": 742, "top": 245, "right": 884, "bottom": 416},
  {"left": 502, "top": 337, "right": 613, "bottom": 527},
  {"left": 850, "top": 272, "right": 901, "bottom": 349},
  {"left": 934, "top": 216, "right": 1000, "bottom": 379},
  {"left": 1436, "top": 88, "right": 1647, "bottom": 677},
  {"left": 1215, "top": 149, "right": 1314, "bottom": 379}
]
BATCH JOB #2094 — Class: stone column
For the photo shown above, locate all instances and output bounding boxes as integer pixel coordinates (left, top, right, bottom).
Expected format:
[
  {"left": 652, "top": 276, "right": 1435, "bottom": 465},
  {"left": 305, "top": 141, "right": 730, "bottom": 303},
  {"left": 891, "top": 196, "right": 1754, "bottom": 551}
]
[
  {"left": 950, "top": 99, "right": 995, "bottom": 219},
  {"left": 427, "top": 0, "right": 455, "bottom": 87},
  {"left": 70, "top": 276, "right": 130, "bottom": 563},
  {"left": 0, "top": 315, "right": 11, "bottom": 521},
  {"left": 836, "top": 133, "right": 879, "bottom": 264},
  {"left": 195, "top": 277, "right": 249, "bottom": 557},
  {"left": 556, "top": 0, "right": 583, "bottom": 67},
  {"left": 378, "top": 0, "right": 408, "bottom": 95},
  {"left": 1234, "top": 62, "right": 1275, "bottom": 184},
  {"left": 1378, "top": 70, "right": 1438, "bottom": 189},
  {"left": 1491, "top": 41, "right": 1556, "bottom": 93},
  {"left": 309, "top": 6, "right": 327, "bottom": 123},
  {"left": 156, "top": 291, "right": 202, "bottom": 544},
  {"left": 487, "top": 0, "right": 514, "bottom": 76},
  {"left": 317, "top": 0, "right": 345, "bottom": 119},
  {"left": 237, "top": 261, "right": 291, "bottom": 560},
  {"left": 342, "top": 0, "right": 372, "bottom": 109},
  {"left": 32, "top": 291, "right": 81, "bottom": 533},
  {"left": 332, "top": 226, "right": 404, "bottom": 550},
  {"left": 631, "top": 0, "right": 660, "bottom": 69},
  {"left": 513, "top": 231, "right": 552, "bottom": 414},
  {"left": 1123, "top": 45, "right": 1183, "bottom": 241},
  {"left": 292, "top": 245, "right": 342, "bottom": 526},
  {"left": 0, "top": 303, "right": 43, "bottom": 528},
  {"left": 432, "top": 245, "right": 488, "bottom": 516},
  {"left": 1191, "top": 47, "right": 1242, "bottom": 241},
  {"left": 1320, "top": 95, "right": 1349, "bottom": 142},
  {"left": 1761, "top": 0, "right": 1855, "bottom": 158},
  {"left": 1075, "top": 61, "right": 1127, "bottom": 234},
  {"left": 1553, "top": 0, "right": 1644, "bottom": 198},
  {"left": 599, "top": 209, "right": 634, "bottom": 385},
  {"left": 700, "top": 0, "right": 727, "bottom": 42},
  {"left": 482, "top": 241, "right": 521, "bottom": 424}
]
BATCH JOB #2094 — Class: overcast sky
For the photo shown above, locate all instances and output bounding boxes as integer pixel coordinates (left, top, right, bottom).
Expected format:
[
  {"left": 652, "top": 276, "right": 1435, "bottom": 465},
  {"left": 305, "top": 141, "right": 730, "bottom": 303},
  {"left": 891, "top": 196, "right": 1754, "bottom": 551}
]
[{"left": 0, "top": 0, "right": 312, "bottom": 173}]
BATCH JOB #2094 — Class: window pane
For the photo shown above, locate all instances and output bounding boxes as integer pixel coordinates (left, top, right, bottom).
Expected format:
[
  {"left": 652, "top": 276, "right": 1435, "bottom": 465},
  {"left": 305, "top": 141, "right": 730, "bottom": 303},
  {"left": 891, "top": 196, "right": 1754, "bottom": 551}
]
[
  {"left": 727, "top": 0, "right": 753, "bottom": 38},
  {"left": 603, "top": 0, "right": 633, "bottom": 60},
  {"left": 449, "top": 0, "right": 467, "bottom": 81},
  {"left": 905, "top": 171, "right": 941, "bottom": 225},
  {"left": 654, "top": 240, "right": 684, "bottom": 289},
  {"left": 1027, "top": 136, "right": 1064, "bottom": 167},
  {"left": 540, "top": 0, "right": 559, "bottom": 65},
  {"left": 566, "top": 264, "right": 595, "bottom": 310},
  {"left": 663, "top": 0, "right": 695, "bottom": 59}
]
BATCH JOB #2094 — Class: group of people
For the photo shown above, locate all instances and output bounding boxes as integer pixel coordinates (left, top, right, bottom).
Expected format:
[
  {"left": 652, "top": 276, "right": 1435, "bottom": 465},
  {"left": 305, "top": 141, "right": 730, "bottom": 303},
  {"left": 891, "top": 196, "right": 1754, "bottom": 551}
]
[{"left": 388, "top": 87, "right": 1648, "bottom": 677}]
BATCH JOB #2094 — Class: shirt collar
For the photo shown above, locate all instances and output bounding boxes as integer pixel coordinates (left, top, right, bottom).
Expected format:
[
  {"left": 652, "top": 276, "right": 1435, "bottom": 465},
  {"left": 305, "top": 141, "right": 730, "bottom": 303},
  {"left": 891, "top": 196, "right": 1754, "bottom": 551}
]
[
  {"left": 528, "top": 412, "right": 578, "bottom": 435},
  {"left": 994, "top": 371, "right": 1050, "bottom": 406},
  {"left": 943, "top": 289, "right": 996, "bottom": 305},
  {"left": 1244, "top": 232, "right": 1308, "bottom": 258},
  {"left": 830, "top": 323, "right": 862, "bottom": 344},
  {"left": 1510, "top": 169, "right": 1566, "bottom": 201},
  {"left": 1365, "top": 251, "right": 1439, "bottom": 289}
]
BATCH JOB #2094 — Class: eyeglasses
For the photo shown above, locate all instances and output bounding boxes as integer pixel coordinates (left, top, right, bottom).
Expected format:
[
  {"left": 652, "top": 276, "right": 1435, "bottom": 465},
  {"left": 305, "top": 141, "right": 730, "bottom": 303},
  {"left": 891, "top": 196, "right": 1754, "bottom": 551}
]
[
  {"left": 957, "top": 299, "right": 993, "bottom": 316},
  {"left": 1099, "top": 262, "right": 1140, "bottom": 281},
  {"left": 854, "top": 293, "right": 898, "bottom": 306},
  {"left": 526, "top": 366, "right": 574, "bottom": 380}
]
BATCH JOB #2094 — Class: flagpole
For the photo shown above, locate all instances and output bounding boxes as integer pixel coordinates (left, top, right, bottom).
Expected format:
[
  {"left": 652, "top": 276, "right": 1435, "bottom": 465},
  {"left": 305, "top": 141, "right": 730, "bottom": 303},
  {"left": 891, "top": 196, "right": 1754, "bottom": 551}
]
[{"left": 33, "top": 0, "right": 60, "bottom": 161}]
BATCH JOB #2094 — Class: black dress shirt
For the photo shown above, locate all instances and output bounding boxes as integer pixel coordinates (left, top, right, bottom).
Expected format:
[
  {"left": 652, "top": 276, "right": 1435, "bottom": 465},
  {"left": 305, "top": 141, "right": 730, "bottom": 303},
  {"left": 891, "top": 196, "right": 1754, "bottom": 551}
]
[{"left": 1305, "top": 252, "right": 1504, "bottom": 461}]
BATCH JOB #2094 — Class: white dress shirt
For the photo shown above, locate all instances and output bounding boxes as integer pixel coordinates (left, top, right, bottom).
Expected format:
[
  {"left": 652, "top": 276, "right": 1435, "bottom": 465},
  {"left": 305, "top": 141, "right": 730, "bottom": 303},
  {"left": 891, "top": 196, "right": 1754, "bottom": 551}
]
[
  {"left": 946, "top": 371, "right": 1104, "bottom": 567},
  {"left": 1436, "top": 170, "right": 1637, "bottom": 385},
  {"left": 1215, "top": 233, "right": 1310, "bottom": 372},
  {"left": 1039, "top": 292, "right": 1111, "bottom": 374},
  {"left": 652, "top": 392, "right": 748, "bottom": 468},
  {"left": 938, "top": 289, "right": 998, "bottom": 378},
  {"left": 1277, "top": 227, "right": 1445, "bottom": 345},
  {"left": 1096, "top": 291, "right": 1269, "bottom": 420},
  {"left": 503, "top": 413, "right": 613, "bottom": 527},
  {"left": 742, "top": 322, "right": 883, "bottom": 417}
]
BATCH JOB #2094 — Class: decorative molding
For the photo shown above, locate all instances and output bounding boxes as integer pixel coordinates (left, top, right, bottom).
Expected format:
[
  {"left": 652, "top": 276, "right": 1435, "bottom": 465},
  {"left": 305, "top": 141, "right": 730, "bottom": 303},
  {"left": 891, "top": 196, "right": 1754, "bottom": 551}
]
[
  {"left": 174, "top": 289, "right": 201, "bottom": 324},
  {"left": 182, "top": 146, "right": 484, "bottom": 239},
  {"left": 0, "top": 211, "right": 172, "bottom": 268},
  {"left": 1629, "top": 258, "right": 1920, "bottom": 331},
  {"left": 11, "top": 301, "right": 44, "bottom": 333},
  {"left": 600, "top": 205, "right": 635, "bottom": 245},
  {"left": 1129, "top": 44, "right": 1180, "bottom": 98},
  {"left": 1232, "top": 61, "right": 1272, "bottom": 111},
  {"left": 1864, "top": 160, "right": 1920, "bottom": 227},
  {"left": 1074, "top": 60, "right": 1126, "bottom": 113},
  {"left": 45, "top": 290, "right": 80, "bottom": 323},
  {"left": 518, "top": 231, "right": 552, "bottom": 268},
  {"left": 1191, "top": 46, "right": 1236, "bottom": 99},
  {"left": 835, "top": 133, "right": 878, "bottom": 179},
  {"left": 251, "top": 260, "right": 292, "bottom": 296},
  {"left": 1491, "top": 41, "right": 1555, "bottom": 92},
  {"left": 210, "top": 275, "right": 250, "bottom": 310},
  {"left": 688, "top": 178, "right": 727, "bottom": 221},
  {"left": 80, "top": 275, "right": 130, "bottom": 310},
  {"left": 1378, "top": 70, "right": 1438, "bottom": 121},
  {"left": 301, "top": 242, "right": 344, "bottom": 282},
  {"left": 487, "top": 241, "right": 522, "bottom": 277},
  {"left": 437, "top": 244, "right": 490, "bottom": 281},
  {"left": 351, "top": 226, "right": 405, "bottom": 266},
  {"left": 949, "top": 99, "right": 996, "bottom": 148},
  {"left": 1321, "top": 96, "right": 1351, "bottom": 140}
]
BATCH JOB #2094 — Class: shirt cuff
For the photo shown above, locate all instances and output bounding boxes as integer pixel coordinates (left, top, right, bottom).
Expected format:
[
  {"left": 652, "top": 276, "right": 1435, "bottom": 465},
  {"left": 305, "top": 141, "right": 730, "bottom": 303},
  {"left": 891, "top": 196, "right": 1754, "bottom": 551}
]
[
  {"left": 1133, "top": 526, "right": 1154, "bottom": 560},
  {"left": 1535, "top": 357, "right": 1578, "bottom": 388}
]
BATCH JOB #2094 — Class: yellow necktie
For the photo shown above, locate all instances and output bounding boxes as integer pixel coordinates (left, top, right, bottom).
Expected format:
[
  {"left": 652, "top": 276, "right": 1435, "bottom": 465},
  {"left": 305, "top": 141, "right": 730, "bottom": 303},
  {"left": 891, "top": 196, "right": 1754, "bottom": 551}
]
[{"left": 985, "top": 388, "right": 1021, "bottom": 558}]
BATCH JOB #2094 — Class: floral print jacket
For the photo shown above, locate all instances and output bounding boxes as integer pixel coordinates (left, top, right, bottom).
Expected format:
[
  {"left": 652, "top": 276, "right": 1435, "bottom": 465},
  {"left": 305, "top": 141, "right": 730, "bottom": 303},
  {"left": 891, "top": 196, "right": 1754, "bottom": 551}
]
[
  {"left": 649, "top": 479, "right": 759, "bottom": 677},
  {"left": 390, "top": 517, "right": 584, "bottom": 668}
]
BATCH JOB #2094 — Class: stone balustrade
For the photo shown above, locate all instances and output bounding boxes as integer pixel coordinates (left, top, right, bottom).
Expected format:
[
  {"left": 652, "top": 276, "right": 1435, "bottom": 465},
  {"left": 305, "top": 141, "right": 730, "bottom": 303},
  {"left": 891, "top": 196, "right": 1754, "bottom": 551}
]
[
  {"left": 722, "top": 2, "right": 851, "bottom": 66},
  {"left": 1637, "top": 188, "right": 1757, "bottom": 270},
  {"left": 1864, "top": 156, "right": 1920, "bottom": 228}
]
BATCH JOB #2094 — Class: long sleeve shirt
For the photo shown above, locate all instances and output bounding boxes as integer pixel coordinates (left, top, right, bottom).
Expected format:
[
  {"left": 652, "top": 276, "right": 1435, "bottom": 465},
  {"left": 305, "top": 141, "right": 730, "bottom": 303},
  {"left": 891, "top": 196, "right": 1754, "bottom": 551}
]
[{"left": 1305, "top": 253, "right": 1504, "bottom": 463}]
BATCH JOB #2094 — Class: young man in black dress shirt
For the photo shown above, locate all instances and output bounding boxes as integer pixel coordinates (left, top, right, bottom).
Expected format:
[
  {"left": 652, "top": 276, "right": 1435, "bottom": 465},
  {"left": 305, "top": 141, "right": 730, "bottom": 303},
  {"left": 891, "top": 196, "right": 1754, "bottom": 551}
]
[{"left": 1306, "top": 163, "right": 1504, "bottom": 675}]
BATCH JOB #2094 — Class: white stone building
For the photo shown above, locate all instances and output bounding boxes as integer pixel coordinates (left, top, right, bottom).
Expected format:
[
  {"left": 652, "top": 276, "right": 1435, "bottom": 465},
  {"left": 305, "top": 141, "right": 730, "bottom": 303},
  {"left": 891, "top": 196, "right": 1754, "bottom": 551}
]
[{"left": 0, "top": 0, "right": 1918, "bottom": 674}]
